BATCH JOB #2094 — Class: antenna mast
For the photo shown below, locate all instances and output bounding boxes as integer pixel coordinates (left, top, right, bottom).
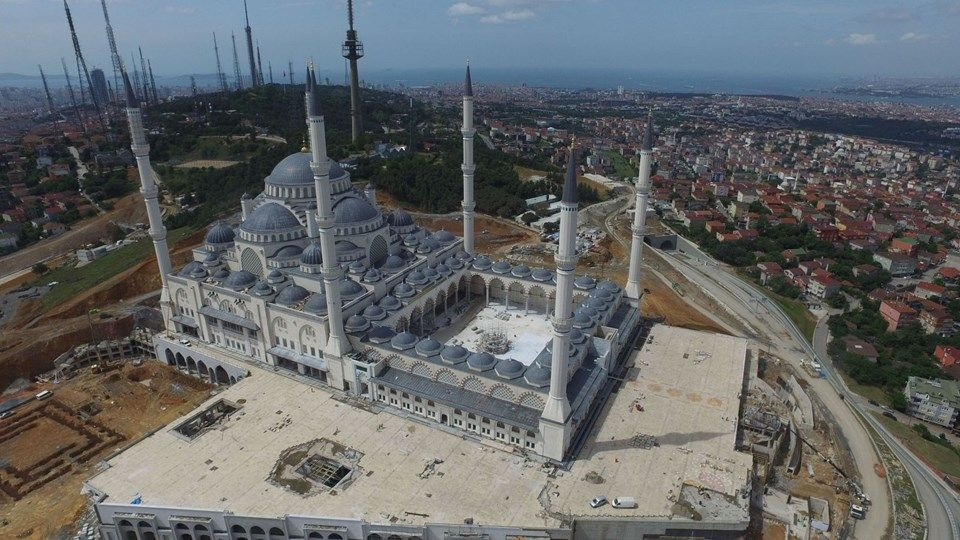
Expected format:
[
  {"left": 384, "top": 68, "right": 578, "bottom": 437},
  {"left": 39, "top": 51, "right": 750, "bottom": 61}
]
[
  {"left": 39, "top": 65, "right": 56, "bottom": 116},
  {"left": 231, "top": 32, "right": 244, "bottom": 90},
  {"left": 100, "top": 0, "right": 124, "bottom": 102},
  {"left": 243, "top": 0, "right": 259, "bottom": 87},
  {"left": 138, "top": 47, "right": 150, "bottom": 104},
  {"left": 148, "top": 58, "right": 158, "bottom": 103},
  {"left": 63, "top": 0, "right": 105, "bottom": 129},
  {"left": 213, "top": 32, "right": 229, "bottom": 93},
  {"left": 61, "top": 58, "right": 86, "bottom": 137},
  {"left": 341, "top": 0, "right": 364, "bottom": 142},
  {"left": 256, "top": 42, "right": 265, "bottom": 86}
]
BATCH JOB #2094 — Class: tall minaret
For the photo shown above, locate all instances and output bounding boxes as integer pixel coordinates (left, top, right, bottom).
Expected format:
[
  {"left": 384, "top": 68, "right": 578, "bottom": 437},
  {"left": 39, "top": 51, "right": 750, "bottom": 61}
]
[
  {"left": 461, "top": 63, "right": 476, "bottom": 254},
  {"left": 122, "top": 70, "right": 173, "bottom": 328},
  {"left": 540, "top": 145, "right": 579, "bottom": 461},
  {"left": 305, "top": 66, "right": 351, "bottom": 386},
  {"left": 625, "top": 116, "right": 654, "bottom": 301}
]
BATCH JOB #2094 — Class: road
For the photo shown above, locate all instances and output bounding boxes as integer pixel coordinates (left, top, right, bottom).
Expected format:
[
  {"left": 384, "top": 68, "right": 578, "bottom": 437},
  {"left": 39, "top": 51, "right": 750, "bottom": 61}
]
[
  {"left": 664, "top": 235, "right": 960, "bottom": 540},
  {"left": 68, "top": 146, "right": 103, "bottom": 213}
]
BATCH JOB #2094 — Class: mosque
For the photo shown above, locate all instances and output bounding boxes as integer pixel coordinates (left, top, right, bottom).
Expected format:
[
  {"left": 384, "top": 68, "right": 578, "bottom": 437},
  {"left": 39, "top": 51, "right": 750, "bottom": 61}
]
[{"left": 131, "top": 62, "right": 655, "bottom": 463}]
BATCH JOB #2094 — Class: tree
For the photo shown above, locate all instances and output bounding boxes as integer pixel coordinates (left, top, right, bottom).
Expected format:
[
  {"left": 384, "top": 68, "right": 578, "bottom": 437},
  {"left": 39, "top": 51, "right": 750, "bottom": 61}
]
[
  {"left": 890, "top": 392, "right": 908, "bottom": 412},
  {"left": 32, "top": 262, "right": 49, "bottom": 275},
  {"left": 520, "top": 211, "right": 537, "bottom": 225}
]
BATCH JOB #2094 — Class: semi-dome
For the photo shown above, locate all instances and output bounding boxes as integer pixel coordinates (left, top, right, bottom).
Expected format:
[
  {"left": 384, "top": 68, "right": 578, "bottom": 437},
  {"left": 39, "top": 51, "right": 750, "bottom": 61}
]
[
  {"left": 223, "top": 270, "right": 257, "bottom": 290},
  {"left": 273, "top": 245, "right": 303, "bottom": 259},
  {"left": 494, "top": 358, "right": 524, "bottom": 379},
  {"left": 440, "top": 345, "right": 469, "bottom": 364},
  {"left": 415, "top": 337, "right": 442, "bottom": 357},
  {"left": 240, "top": 202, "right": 302, "bottom": 234},
  {"left": 333, "top": 196, "right": 379, "bottom": 224},
  {"left": 390, "top": 331, "right": 418, "bottom": 350},
  {"left": 368, "top": 325, "right": 395, "bottom": 344},
  {"left": 389, "top": 209, "right": 414, "bottom": 227},
  {"left": 266, "top": 269, "right": 286, "bottom": 284},
  {"left": 467, "top": 352, "right": 496, "bottom": 372},
  {"left": 532, "top": 268, "right": 554, "bottom": 282},
  {"left": 379, "top": 295, "right": 402, "bottom": 311},
  {"left": 304, "top": 293, "right": 328, "bottom": 315},
  {"left": 345, "top": 314, "right": 371, "bottom": 333},
  {"left": 362, "top": 304, "right": 387, "bottom": 320},
  {"left": 300, "top": 242, "right": 323, "bottom": 266},
  {"left": 266, "top": 152, "right": 346, "bottom": 186},
  {"left": 574, "top": 275, "right": 597, "bottom": 290},
  {"left": 523, "top": 364, "right": 550, "bottom": 388},
  {"left": 275, "top": 284, "right": 309, "bottom": 306},
  {"left": 205, "top": 222, "right": 235, "bottom": 244}
]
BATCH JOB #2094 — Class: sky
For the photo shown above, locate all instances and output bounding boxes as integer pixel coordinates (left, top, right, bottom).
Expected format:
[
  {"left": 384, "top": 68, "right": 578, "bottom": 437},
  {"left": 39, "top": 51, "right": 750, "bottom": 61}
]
[{"left": 2, "top": 0, "right": 960, "bottom": 83}]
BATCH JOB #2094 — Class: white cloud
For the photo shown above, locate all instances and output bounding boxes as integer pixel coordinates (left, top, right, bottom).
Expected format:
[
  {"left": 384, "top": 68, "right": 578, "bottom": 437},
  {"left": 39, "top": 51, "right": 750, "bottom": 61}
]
[
  {"left": 502, "top": 9, "right": 534, "bottom": 20},
  {"left": 842, "top": 33, "right": 877, "bottom": 45},
  {"left": 448, "top": 2, "right": 484, "bottom": 17},
  {"left": 899, "top": 32, "right": 928, "bottom": 42},
  {"left": 480, "top": 14, "right": 504, "bottom": 23}
]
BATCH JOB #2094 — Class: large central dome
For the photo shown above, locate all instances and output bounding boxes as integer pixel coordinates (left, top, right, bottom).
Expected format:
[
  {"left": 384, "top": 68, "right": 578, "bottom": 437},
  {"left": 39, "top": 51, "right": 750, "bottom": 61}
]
[
  {"left": 266, "top": 152, "right": 346, "bottom": 186},
  {"left": 240, "top": 202, "right": 302, "bottom": 233}
]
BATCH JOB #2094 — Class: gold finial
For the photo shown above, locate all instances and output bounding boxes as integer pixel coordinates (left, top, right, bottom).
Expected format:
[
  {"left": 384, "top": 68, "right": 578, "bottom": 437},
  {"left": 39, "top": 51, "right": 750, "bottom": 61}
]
[
  {"left": 570, "top": 134, "right": 577, "bottom": 149},
  {"left": 300, "top": 135, "right": 308, "bottom": 153}
]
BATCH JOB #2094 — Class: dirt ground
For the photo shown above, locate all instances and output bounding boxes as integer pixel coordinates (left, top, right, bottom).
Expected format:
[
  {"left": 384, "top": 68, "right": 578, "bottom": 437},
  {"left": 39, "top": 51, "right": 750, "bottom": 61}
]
[
  {"left": 0, "top": 193, "right": 148, "bottom": 278},
  {"left": 0, "top": 362, "right": 212, "bottom": 539}
]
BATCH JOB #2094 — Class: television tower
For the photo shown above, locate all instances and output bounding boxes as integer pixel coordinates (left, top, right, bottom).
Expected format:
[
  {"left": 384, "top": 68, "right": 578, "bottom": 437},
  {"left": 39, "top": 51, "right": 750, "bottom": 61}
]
[
  {"left": 268, "top": 61, "right": 274, "bottom": 85},
  {"left": 130, "top": 52, "right": 142, "bottom": 100},
  {"left": 61, "top": 58, "right": 86, "bottom": 136},
  {"left": 341, "top": 0, "right": 364, "bottom": 142},
  {"left": 63, "top": 0, "right": 105, "bottom": 129},
  {"left": 148, "top": 59, "right": 158, "bottom": 103},
  {"left": 287, "top": 60, "right": 294, "bottom": 86},
  {"left": 256, "top": 41, "right": 265, "bottom": 86},
  {"left": 231, "top": 33, "right": 244, "bottom": 90},
  {"left": 138, "top": 47, "right": 150, "bottom": 104},
  {"left": 39, "top": 65, "right": 56, "bottom": 115},
  {"left": 212, "top": 32, "right": 229, "bottom": 93},
  {"left": 100, "top": 0, "right": 123, "bottom": 101},
  {"left": 243, "top": 0, "right": 259, "bottom": 87}
]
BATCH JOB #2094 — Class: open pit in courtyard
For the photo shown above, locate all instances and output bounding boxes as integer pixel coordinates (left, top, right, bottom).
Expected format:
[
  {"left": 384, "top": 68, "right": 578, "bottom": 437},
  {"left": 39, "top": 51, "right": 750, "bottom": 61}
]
[{"left": 446, "top": 303, "right": 554, "bottom": 366}]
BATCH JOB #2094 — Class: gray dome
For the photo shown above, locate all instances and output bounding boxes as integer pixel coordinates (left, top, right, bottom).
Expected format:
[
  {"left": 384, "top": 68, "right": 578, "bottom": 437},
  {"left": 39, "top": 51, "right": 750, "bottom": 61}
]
[
  {"left": 440, "top": 345, "right": 469, "bottom": 364},
  {"left": 403, "top": 234, "right": 420, "bottom": 247},
  {"left": 178, "top": 261, "right": 203, "bottom": 277},
  {"left": 574, "top": 275, "right": 597, "bottom": 290},
  {"left": 511, "top": 265, "right": 531, "bottom": 278},
  {"left": 433, "top": 230, "right": 456, "bottom": 244},
  {"left": 494, "top": 358, "right": 524, "bottom": 379},
  {"left": 523, "top": 364, "right": 550, "bottom": 388},
  {"left": 424, "top": 267, "right": 440, "bottom": 280},
  {"left": 274, "top": 245, "right": 303, "bottom": 258},
  {"left": 467, "top": 352, "right": 496, "bottom": 372},
  {"left": 333, "top": 196, "right": 379, "bottom": 224},
  {"left": 406, "top": 271, "right": 428, "bottom": 286},
  {"left": 339, "top": 278, "right": 365, "bottom": 300},
  {"left": 345, "top": 314, "right": 371, "bottom": 333},
  {"left": 381, "top": 255, "right": 406, "bottom": 272},
  {"left": 591, "top": 289, "right": 613, "bottom": 302},
  {"left": 598, "top": 280, "right": 621, "bottom": 293},
  {"left": 301, "top": 242, "right": 323, "bottom": 265},
  {"left": 585, "top": 297, "right": 609, "bottom": 312},
  {"left": 456, "top": 250, "right": 473, "bottom": 261},
  {"left": 241, "top": 202, "right": 302, "bottom": 234},
  {"left": 394, "top": 283, "right": 416, "bottom": 298},
  {"left": 212, "top": 267, "right": 230, "bottom": 280},
  {"left": 362, "top": 304, "right": 387, "bottom": 320},
  {"left": 205, "top": 222, "right": 235, "bottom": 244},
  {"left": 266, "top": 269, "right": 286, "bottom": 284},
  {"left": 389, "top": 209, "right": 414, "bottom": 227},
  {"left": 362, "top": 268, "right": 382, "bottom": 283},
  {"left": 368, "top": 325, "right": 395, "bottom": 344},
  {"left": 336, "top": 240, "right": 361, "bottom": 254},
  {"left": 416, "top": 243, "right": 433, "bottom": 254},
  {"left": 348, "top": 260, "right": 366, "bottom": 274},
  {"left": 304, "top": 293, "right": 328, "bottom": 315},
  {"left": 444, "top": 256, "right": 463, "bottom": 270},
  {"left": 472, "top": 256, "right": 492, "bottom": 270},
  {"left": 390, "top": 331, "right": 418, "bottom": 350},
  {"left": 379, "top": 295, "right": 402, "bottom": 311},
  {"left": 436, "top": 263, "right": 452, "bottom": 276},
  {"left": 532, "top": 268, "right": 554, "bottom": 282},
  {"left": 223, "top": 270, "right": 257, "bottom": 290},
  {"left": 266, "top": 152, "right": 345, "bottom": 186},
  {"left": 492, "top": 260, "right": 512, "bottom": 274},
  {"left": 188, "top": 266, "right": 208, "bottom": 279},
  {"left": 572, "top": 309, "right": 596, "bottom": 329},
  {"left": 570, "top": 327, "right": 587, "bottom": 344},
  {"left": 415, "top": 337, "right": 442, "bottom": 357},
  {"left": 251, "top": 281, "right": 274, "bottom": 297},
  {"left": 275, "top": 284, "right": 309, "bottom": 306}
]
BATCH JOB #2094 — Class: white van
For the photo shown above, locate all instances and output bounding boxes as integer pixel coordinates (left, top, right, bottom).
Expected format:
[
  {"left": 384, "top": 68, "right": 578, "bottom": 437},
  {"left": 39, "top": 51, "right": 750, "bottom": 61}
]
[
  {"left": 612, "top": 497, "right": 636, "bottom": 509},
  {"left": 851, "top": 505, "right": 866, "bottom": 519},
  {"left": 35, "top": 390, "right": 53, "bottom": 401}
]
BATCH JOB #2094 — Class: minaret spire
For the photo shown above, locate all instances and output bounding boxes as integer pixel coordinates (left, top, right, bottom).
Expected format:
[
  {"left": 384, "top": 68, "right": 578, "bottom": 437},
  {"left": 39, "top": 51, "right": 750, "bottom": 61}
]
[
  {"left": 461, "top": 61, "right": 476, "bottom": 254},
  {"left": 625, "top": 114, "right": 654, "bottom": 300},
  {"left": 539, "top": 144, "right": 580, "bottom": 461},
  {"left": 305, "top": 64, "right": 352, "bottom": 388},
  {"left": 121, "top": 69, "right": 173, "bottom": 328}
]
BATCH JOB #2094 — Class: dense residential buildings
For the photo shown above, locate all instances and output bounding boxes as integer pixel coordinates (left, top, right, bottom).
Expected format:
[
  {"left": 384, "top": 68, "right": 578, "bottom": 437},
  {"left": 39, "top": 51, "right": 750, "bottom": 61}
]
[{"left": 905, "top": 376, "right": 960, "bottom": 429}]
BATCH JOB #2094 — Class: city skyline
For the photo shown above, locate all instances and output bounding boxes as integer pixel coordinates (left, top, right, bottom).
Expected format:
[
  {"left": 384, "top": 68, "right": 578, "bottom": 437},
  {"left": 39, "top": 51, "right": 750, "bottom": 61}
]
[{"left": 2, "top": 0, "right": 960, "bottom": 81}]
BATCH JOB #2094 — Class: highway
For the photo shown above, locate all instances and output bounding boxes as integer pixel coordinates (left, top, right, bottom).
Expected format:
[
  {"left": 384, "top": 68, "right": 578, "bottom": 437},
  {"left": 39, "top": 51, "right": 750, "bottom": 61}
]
[{"left": 659, "top": 235, "right": 960, "bottom": 539}]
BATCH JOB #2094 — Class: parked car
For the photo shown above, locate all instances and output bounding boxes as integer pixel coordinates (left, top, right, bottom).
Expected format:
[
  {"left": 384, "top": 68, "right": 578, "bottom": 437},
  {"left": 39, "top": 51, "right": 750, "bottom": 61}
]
[
  {"left": 868, "top": 399, "right": 880, "bottom": 407},
  {"left": 590, "top": 496, "right": 608, "bottom": 508},
  {"left": 882, "top": 411, "right": 897, "bottom": 420},
  {"left": 612, "top": 497, "right": 637, "bottom": 509}
]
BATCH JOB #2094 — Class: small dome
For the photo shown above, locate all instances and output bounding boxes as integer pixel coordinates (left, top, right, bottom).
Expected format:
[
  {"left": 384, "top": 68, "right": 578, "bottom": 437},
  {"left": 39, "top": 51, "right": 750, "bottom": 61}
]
[
  {"left": 339, "top": 278, "right": 365, "bottom": 300},
  {"left": 598, "top": 280, "right": 621, "bottom": 293},
  {"left": 422, "top": 237, "right": 441, "bottom": 250},
  {"left": 189, "top": 266, "right": 208, "bottom": 279},
  {"left": 362, "top": 304, "right": 387, "bottom": 320},
  {"left": 275, "top": 284, "right": 309, "bottom": 306},
  {"left": 223, "top": 270, "right": 257, "bottom": 290},
  {"left": 403, "top": 234, "right": 420, "bottom": 247},
  {"left": 393, "top": 283, "right": 416, "bottom": 298},
  {"left": 390, "top": 331, "right": 419, "bottom": 350},
  {"left": 300, "top": 242, "right": 323, "bottom": 266},
  {"left": 444, "top": 256, "right": 463, "bottom": 270},
  {"left": 511, "top": 265, "right": 531, "bottom": 278},
  {"left": 368, "top": 325, "right": 395, "bottom": 344},
  {"left": 572, "top": 309, "right": 596, "bottom": 329},
  {"left": 532, "top": 268, "right": 554, "bottom": 282},
  {"left": 202, "top": 251, "right": 220, "bottom": 265},
  {"left": 273, "top": 245, "right": 303, "bottom": 259},
  {"left": 436, "top": 263, "right": 452, "bottom": 277},
  {"left": 466, "top": 352, "right": 496, "bottom": 372},
  {"left": 546, "top": 339, "right": 576, "bottom": 355},
  {"left": 416, "top": 243, "right": 433, "bottom": 254},
  {"left": 578, "top": 306, "right": 598, "bottom": 319},
  {"left": 415, "top": 337, "right": 443, "bottom": 357},
  {"left": 492, "top": 260, "right": 512, "bottom": 274},
  {"left": 205, "top": 222, "right": 235, "bottom": 244},
  {"left": 381, "top": 255, "right": 406, "bottom": 272},
  {"left": 379, "top": 295, "right": 402, "bottom": 311},
  {"left": 240, "top": 202, "right": 302, "bottom": 234},
  {"left": 250, "top": 280, "right": 274, "bottom": 297},
  {"left": 389, "top": 208, "right": 414, "bottom": 227},
  {"left": 423, "top": 267, "right": 440, "bottom": 280},
  {"left": 212, "top": 267, "right": 230, "bottom": 280},
  {"left": 266, "top": 269, "right": 286, "bottom": 284},
  {"left": 456, "top": 250, "right": 473, "bottom": 261},
  {"left": 178, "top": 261, "right": 203, "bottom": 277},
  {"left": 494, "top": 358, "right": 524, "bottom": 379},
  {"left": 333, "top": 196, "right": 379, "bottom": 224},
  {"left": 440, "top": 345, "right": 469, "bottom": 364},
  {"left": 574, "top": 275, "right": 597, "bottom": 290},
  {"left": 472, "top": 256, "right": 493, "bottom": 270},
  {"left": 349, "top": 260, "right": 366, "bottom": 275},
  {"left": 304, "top": 293, "right": 328, "bottom": 315},
  {"left": 591, "top": 289, "right": 614, "bottom": 302},
  {"left": 406, "top": 271, "right": 428, "bottom": 286},
  {"left": 361, "top": 268, "right": 383, "bottom": 283},
  {"left": 569, "top": 327, "right": 587, "bottom": 344},
  {"left": 523, "top": 364, "right": 550, "bottom": 388},
  {"left": 345, "top": 314, "right": 371, "bottom": 333},
  {"left": 585, "top": 297, "right": 609, "bottom": 312},
  {"left": 433, "top": 230, "right": 456, "bottom": 244}
]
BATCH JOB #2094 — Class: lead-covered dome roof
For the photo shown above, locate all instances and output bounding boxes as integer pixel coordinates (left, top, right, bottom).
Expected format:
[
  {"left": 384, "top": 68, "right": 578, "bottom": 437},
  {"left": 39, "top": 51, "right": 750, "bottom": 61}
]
[
  {"left": 205, "top": 222, "right": 235, "bottom": 244},
  {"left": 266, "top": 152, "right": 346, "bottom": 186},
  {"left": 333, "top": 196, "right": 379, "bottom": 224},
  {"left": 240, "top": 202, "right": 302, "bottom": 234}
]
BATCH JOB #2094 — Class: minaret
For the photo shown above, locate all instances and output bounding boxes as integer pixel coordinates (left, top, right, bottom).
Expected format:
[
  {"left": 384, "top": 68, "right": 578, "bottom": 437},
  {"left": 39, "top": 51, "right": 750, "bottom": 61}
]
[
  {"left": 305, "top": 66, "right": 352, "bottom": 387},
  {"left": 625, "top": 116, "right": 654, "bottom": 300},
  {"left": 461, "top": 63, "right": 476, "bottom": 254},
  {"left": 341, "top": 0, "right": 364, "bottom": 142},
  {"left": 121, "top": 70, "right": 173, "bottom": 328},
  {"left": 540, "top": 145, "right": 579, "bottom": 461}
]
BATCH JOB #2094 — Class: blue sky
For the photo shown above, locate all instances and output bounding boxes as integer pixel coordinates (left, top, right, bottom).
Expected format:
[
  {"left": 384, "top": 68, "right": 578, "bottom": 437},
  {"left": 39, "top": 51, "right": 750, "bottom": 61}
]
[{"left": 2, "top": 0, "right": 959, "bottom": 80}]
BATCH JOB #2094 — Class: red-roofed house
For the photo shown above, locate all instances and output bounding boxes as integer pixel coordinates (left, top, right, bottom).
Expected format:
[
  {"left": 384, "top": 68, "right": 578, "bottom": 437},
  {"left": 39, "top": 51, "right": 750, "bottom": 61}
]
[
  {"left": 880, "top": 300, "right": 917, "bottom": 332},
  {"left": 935, "top": 345, "right": 960, "bottom": 378},
  {"left": 914, "top": 282, "right": 947, "bottom": 300},
  {"left": 808, "top": 274, "right": 841, "bottom": 299}
]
